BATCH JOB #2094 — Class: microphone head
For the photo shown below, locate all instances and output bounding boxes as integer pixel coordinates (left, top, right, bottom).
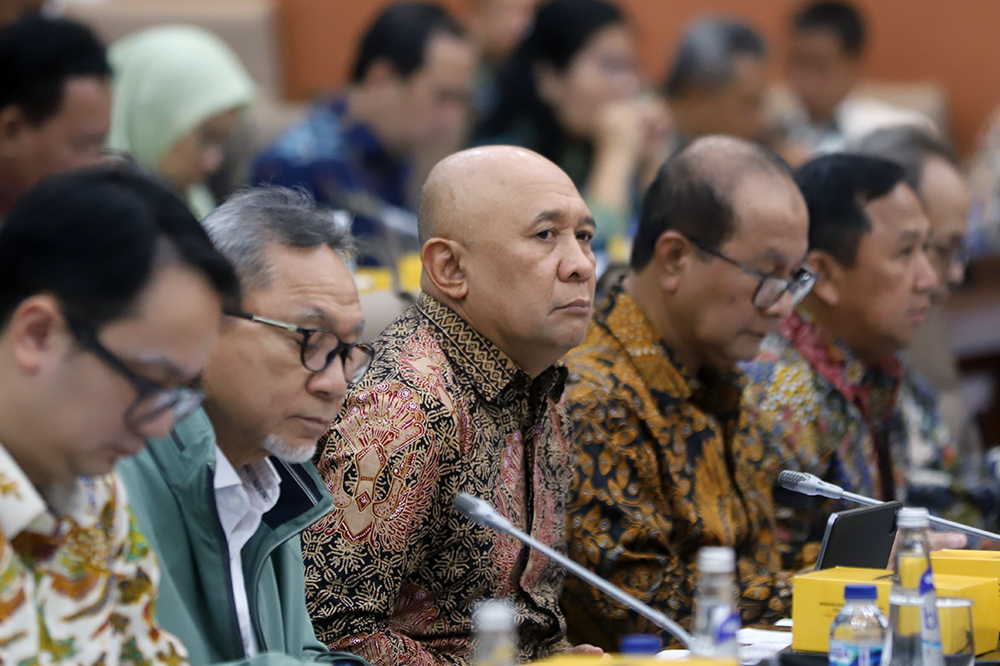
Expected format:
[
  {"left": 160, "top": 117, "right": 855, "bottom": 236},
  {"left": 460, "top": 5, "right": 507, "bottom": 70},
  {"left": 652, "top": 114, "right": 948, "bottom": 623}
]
[
  {"left": 454, "top": 493, "right": 493, "bottom": 526},
  {"left": 778, "top": 470, "right": 810, "bottom": 492}
]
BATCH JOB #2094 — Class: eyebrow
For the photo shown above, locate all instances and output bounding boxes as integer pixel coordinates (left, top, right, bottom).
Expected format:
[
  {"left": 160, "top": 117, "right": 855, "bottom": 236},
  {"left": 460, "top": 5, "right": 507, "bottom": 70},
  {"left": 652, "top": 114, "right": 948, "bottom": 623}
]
[
  {"left": 127, "top": 354, "right": 191, "bottom": 381},
  {"left": 299, "top": 306, "right": 365, "bottom": 336},
  {"left": 534, "top": 210, "right": 565, "bottom": 224},
  {"left": 533, "top": 210, "right": 596, "bottom": 229},
  {"left": 897, "top": 230, "right": 923, "bottom": 244}
]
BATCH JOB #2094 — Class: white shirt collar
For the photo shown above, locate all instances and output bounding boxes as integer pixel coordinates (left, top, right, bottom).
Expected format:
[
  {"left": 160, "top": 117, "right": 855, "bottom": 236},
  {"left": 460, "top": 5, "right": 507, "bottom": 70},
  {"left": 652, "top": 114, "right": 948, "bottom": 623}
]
[
  {"left": 213, "top": 446, "right": 282, "bottom": 537},
  {"left": 0, "top": 442, "right": 48, "bottom": 538}
]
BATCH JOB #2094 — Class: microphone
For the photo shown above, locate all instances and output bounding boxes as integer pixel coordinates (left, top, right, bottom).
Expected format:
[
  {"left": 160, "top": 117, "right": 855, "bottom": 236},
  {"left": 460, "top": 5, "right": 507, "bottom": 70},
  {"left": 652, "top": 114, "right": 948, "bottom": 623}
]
[
  {"left": 778, "top": 470, "right": 881, "bottom": 506},
  {"left": 454, "top": 493, "right": 694, "bottom": 649},
  {"left": 778, "top": 470, "right": 1000, "bottom": 543}
]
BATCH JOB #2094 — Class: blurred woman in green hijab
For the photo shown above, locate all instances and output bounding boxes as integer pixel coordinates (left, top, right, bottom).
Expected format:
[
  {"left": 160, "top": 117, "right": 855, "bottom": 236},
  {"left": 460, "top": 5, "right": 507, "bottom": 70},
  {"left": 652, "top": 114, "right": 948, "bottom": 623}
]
[{"left": 107, "top": 25, "right": 255, "bottom": 218}]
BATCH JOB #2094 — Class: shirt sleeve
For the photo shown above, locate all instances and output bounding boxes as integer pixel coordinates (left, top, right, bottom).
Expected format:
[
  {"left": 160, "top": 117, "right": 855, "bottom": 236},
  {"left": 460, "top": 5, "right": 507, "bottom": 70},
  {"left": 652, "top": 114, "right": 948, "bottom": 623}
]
[{"left": 301, "top": 383, "right": 466, "bottom": 666}]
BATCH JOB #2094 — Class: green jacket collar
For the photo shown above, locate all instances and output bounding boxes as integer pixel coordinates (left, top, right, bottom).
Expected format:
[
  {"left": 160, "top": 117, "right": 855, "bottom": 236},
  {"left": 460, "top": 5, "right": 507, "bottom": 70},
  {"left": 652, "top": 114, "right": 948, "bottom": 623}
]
[{"left": 149, "top": 408, "right": 332, "bottom": 547}]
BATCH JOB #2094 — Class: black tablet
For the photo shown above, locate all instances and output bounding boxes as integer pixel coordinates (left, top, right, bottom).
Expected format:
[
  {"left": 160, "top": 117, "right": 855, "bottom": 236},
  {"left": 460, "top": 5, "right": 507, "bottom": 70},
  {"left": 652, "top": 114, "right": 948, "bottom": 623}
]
[{"left": 815, "top": 501, "right": 902, "bottom": 570}]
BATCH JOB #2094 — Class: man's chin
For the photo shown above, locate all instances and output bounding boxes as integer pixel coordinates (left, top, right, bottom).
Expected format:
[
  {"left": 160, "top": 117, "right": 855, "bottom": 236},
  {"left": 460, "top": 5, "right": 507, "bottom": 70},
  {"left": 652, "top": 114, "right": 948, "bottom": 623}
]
[{"left": 261, "top": 434, "right": 317, "bottom": 464}]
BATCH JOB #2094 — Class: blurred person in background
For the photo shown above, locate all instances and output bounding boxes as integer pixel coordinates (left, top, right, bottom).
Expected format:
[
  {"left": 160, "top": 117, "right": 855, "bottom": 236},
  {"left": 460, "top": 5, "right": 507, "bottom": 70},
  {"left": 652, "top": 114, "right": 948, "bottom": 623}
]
[
  {"left": 107, "top": 25, "right": 256, "bottom": 219},
  {"left": 744, "top": 154, "right": 965, "bottom": 550},
  {"left": 475, "top": 0, "right": 669, "bottom": 252},
  {"left": 968, "top": 105, "right": 1000, "bottom": 255},
  {"left": 253, "top": 2, "right": 475, "bottom": 267},
  {"left": 0, "top": 14, "right": 110, "bottom": 217},
  {"left": 466, "top": 0, "right": 537, "bottom": 121},
  {"left": 853, "top": 126, "right": 993, "bottom": 526},
  {"left": 662, "top": 18, "right": 769, "bottom": 152},
  {"left": 782, "top": 1, "right": 934, "bottom": 156}
]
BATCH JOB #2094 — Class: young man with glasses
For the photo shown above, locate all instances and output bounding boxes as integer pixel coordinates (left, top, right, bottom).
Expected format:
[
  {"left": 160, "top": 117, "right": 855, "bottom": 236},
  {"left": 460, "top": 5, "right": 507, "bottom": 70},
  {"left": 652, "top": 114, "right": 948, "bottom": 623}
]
[
  {"left": 0, "top": 166, "right": 239, "bottom": 663},
  {"left": 743, "top": 153, "right": 967, "bottom": 554},
  {"left": 116, "top": 186, "right": 371, "bottom": 666},
  {"left": 560, "top": 136, "right": 812, "bottom": 649}
]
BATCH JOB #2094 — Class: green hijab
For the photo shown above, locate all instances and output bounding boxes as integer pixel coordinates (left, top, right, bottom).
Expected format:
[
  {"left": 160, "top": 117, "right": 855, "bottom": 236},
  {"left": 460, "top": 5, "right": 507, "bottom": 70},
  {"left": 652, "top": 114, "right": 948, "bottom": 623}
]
[{"left": 107, "top": 25, "right": 256, "bottom": 218}]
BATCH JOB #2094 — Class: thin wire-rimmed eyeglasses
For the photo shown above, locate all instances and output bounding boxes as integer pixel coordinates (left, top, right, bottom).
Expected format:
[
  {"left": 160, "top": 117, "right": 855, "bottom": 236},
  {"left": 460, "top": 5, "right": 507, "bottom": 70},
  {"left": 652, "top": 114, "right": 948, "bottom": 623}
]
[
  {"left": 226, "top": 311, "right": 375, "bottom": 382},
  {"left": 688, "top": 238, "right": 818, "bottom": 309},
  {"left": 65, "top": 316, "right": 205, "bottom": 433}
]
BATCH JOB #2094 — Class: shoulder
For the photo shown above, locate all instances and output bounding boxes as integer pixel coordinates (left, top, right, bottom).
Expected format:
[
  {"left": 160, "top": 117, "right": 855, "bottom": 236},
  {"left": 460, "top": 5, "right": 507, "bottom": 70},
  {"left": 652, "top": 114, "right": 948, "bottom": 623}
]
[
  {"left": 256, "top": 102, "right": 348, "bottom": 168},
  {"left": 565, "top": 324, "right": 633, "bottom": 405}
]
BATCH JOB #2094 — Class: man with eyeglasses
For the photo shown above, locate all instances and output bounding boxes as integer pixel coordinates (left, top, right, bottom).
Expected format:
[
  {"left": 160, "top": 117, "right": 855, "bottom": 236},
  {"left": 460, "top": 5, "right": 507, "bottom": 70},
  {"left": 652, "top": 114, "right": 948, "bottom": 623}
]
[
  {"left": 743, "top": 153, "right": 967, "bottom": 554},
  {"left": 0, "top": 166, "right": 238, "bottom": 664},
  {"left": 117, "top": 186, "right": 371, "bottom": 665},
  {"left": 560, "top": 136, "right": 812, "bottom": 649}
]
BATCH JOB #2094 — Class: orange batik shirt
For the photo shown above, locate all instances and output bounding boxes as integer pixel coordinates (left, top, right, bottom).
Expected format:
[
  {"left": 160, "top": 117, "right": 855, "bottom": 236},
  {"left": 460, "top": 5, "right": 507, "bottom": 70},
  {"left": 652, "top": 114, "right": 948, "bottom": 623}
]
[
  {"left": 0, "top": 443, "right": 188, "bottom": 666},
  {"left": 561, "top": 285, "right": 800, "bottom": 651}
]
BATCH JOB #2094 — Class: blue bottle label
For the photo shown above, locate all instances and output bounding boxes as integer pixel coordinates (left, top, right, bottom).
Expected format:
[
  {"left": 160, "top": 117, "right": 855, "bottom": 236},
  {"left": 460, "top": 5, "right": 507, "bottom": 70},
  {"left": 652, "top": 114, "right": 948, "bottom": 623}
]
[
  {"left": 919, "top": 567, "right": 936, "bottom": 595},
  {"left": 829, "top": 640, "right": 883, "bottom": 666},
  {"left": 715, "top": 612, "right": 741, "bottom": 643}
]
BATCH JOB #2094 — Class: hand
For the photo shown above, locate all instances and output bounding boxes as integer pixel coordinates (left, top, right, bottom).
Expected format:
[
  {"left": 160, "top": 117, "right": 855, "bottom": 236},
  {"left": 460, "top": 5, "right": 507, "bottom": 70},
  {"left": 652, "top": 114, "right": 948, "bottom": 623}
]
[
  {"left": 888, "top": 530, "right": 967, "bottom": 564},
  {"left": 564, "top": 643, "right": 605, "bottom": 656},
  {"left": 594, "top": 99, "right": 649, "bottom": 163},
  {"left": 928, "top": 531, "right": 967, "bottom": 551}
]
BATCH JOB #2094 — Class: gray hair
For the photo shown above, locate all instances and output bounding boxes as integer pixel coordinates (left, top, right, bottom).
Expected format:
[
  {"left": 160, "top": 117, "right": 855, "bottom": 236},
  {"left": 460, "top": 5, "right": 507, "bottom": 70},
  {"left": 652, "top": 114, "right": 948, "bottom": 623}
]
[
  {"left": 201, "top": 186, "right": 353, "bottom": 293},
  {"left": 664, "top": 18, "right": 767, "bottom": 99},
  {"left": 849, "top": 126, "right": 958, "bottom": 201}
]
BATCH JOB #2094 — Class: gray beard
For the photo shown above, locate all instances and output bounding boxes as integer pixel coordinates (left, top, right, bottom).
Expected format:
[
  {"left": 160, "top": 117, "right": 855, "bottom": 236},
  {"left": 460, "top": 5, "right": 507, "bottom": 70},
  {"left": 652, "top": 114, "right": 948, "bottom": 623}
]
[{"left": 261, "top": 433, "right": 316, "bottom": 464}]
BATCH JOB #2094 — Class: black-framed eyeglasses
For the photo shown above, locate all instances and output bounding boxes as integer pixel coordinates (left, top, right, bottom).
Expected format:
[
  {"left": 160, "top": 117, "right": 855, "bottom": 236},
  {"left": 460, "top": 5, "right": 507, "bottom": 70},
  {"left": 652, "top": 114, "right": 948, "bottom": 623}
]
[
  {"left": 688, "top": 238, "right": 818, "bottom": 309},
  {"left": 227, "top": 311, "right": 375, "bottom": 382},
  {"left": 64, "top": 317, "right": 205, "bottom": 433}
]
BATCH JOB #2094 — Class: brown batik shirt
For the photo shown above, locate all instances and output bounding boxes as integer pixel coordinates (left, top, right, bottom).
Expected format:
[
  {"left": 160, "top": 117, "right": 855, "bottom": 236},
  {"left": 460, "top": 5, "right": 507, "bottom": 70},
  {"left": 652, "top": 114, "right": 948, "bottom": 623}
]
[
  {"left": 302, "top": 293, "right": 573, "bottom": 666},
  {"left": 561, "top": 286, "right": 797, "bottom": 650}
]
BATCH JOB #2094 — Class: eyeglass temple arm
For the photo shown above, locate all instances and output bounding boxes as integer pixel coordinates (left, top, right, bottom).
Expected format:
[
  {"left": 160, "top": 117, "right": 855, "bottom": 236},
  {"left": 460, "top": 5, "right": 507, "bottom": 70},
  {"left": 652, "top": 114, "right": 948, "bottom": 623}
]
[{"left": 229, "top": 311, "right": 300, "bottom": 333}]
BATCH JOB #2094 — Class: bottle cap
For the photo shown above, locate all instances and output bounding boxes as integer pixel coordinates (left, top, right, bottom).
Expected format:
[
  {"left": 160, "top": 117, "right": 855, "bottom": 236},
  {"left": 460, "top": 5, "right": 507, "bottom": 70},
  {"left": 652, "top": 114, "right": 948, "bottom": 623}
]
[
  {"left": 844, "top": 584, "right": 878, "bottom": 601},
  {"left": 620, "top": 634, "right": 663, "bottom": 654},
  {"left": 698, "top": 546, "right": 736, "bottom": 573},
  {"left": 897, "top": 507, "right": 930, "bottom": 529},
  {"left": 474, "top": 599, "right": 516, "bottom": 632}
]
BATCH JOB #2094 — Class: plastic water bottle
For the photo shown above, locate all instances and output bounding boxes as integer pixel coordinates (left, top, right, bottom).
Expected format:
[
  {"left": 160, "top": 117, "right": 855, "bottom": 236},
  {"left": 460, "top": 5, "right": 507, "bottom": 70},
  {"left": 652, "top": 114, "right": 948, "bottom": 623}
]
[
  {"left": 473, "top": 600, "right": 516, "bottom": 666},
  {"left": 829, "top": 584, "right": 888, "bottom": 666},
  {"left": 886, "top": 508, "right": 944, "bottom": 666},
  {"left": 691, "top": 546, "right": 740, "bottom": 658}
]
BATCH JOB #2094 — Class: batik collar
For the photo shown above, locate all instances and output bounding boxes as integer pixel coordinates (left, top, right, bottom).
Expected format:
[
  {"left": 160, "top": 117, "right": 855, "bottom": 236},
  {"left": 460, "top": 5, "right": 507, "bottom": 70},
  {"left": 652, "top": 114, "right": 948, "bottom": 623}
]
[
  {"left": 415, "top": 293, "right": 566, "bottom": 405},
  {"left": 778, "top": 309, "right": 903, "bottom": 403}
]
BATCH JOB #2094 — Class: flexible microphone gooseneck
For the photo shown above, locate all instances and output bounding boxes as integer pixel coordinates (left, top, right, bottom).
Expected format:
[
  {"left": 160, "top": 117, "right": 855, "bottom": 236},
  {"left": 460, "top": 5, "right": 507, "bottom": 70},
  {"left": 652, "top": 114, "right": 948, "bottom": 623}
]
[
  {"left": 453, "top": 493, "right": 694, "bottom": 649},
  {"left": 778, "top": 470, "right": 1000, "bottom": 543}
]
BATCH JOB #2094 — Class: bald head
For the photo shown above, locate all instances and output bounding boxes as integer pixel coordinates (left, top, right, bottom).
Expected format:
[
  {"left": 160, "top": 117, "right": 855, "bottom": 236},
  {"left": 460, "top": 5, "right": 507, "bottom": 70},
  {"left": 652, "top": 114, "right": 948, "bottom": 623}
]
[
  {"left": 418, "top": 146, "right": 581, "bottom": 244},
  {"left": 631, "top": 135, "right": 796, "bottom": 270},
  {"left": 417, "top": 144, "right": 596, "bottom": 378}
]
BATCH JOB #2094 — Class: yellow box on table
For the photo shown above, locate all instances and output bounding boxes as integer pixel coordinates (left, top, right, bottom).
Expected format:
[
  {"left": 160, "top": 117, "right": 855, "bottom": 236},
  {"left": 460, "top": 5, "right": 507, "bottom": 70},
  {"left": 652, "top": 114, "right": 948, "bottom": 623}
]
[
  {"left": 791, "top": 567, "right": 999, "bottom": 655},
  {"left": 532, "top": 657, "right": 736, "bottom": 665}
]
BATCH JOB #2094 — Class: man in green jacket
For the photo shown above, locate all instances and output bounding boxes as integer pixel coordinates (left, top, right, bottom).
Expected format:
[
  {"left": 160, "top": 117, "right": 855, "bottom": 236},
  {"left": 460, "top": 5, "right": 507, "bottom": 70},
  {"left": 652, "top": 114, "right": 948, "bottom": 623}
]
[{"left": 118, "top": 186, "right": 373, "bottom": 666}]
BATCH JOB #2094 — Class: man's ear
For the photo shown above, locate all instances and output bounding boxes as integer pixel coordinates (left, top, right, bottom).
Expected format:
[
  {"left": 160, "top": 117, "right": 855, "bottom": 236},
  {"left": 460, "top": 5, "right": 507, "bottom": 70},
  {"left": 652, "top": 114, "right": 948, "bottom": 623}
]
[
  {"left": 360, "top": 58, "right": 401, "bottom": 92},
  {"left": 0, "top": 106, "right": 27, "bottom": 159},
  {"left": 8, "top": 295, "right": 68, "bottom": 375},
  {"left": 651, "top": 230, "right": 693, "bottom": 294},
  {"left": 805, "top": 249, "right": 843, "bottom": 308},
  {"left": 420, "top": 238, "right": 468, "bottom": 300}
]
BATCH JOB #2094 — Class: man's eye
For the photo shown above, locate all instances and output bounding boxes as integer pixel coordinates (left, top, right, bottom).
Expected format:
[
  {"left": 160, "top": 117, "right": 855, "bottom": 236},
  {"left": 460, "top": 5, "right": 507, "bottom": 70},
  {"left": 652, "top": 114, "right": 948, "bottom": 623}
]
[
  {"left": 577, "top": 230, "right": 594, "bottom": 243},
  {"left": 536, "top": 229, "right": 554, "bottom": 241}
]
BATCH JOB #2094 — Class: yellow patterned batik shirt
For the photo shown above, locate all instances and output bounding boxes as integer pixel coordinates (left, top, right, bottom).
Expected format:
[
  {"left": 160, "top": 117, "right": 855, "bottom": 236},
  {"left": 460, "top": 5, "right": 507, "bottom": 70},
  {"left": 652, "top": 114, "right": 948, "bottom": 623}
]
[
  {"left": 302, "top": 294, "right": 573, "bottom": 666},
  {"left": 561, "top": 286, "right": 794, "bottom": 650},
  {"left": 0, "top": 443, "right": 188, "bottom": 666}
]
